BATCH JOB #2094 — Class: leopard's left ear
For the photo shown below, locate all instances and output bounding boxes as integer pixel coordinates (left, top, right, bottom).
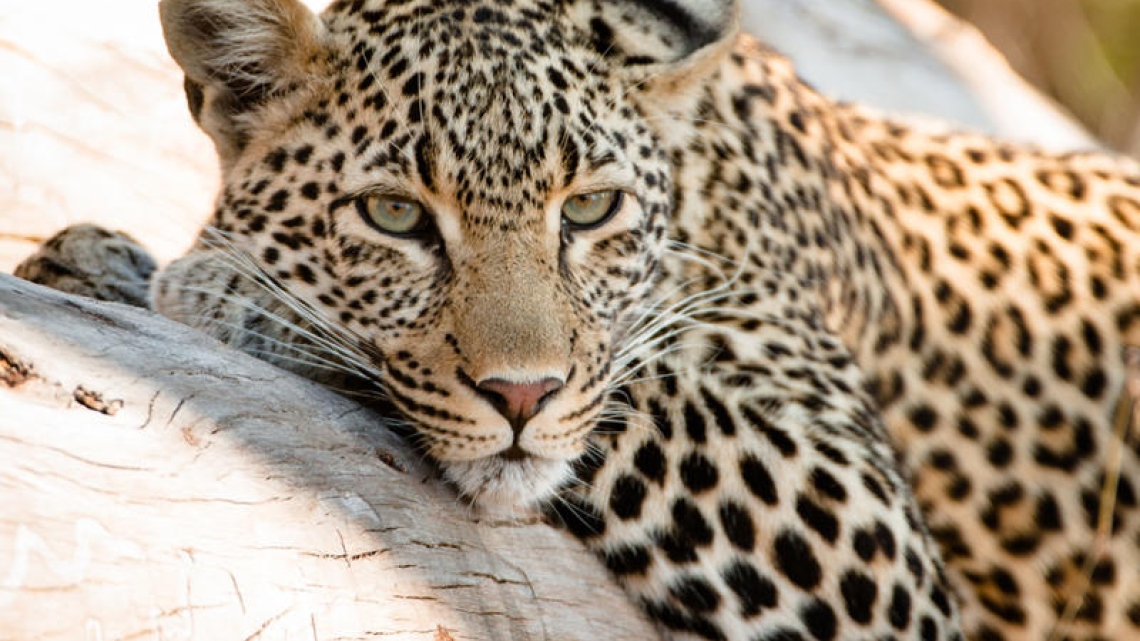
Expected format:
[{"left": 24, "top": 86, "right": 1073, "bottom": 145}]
[
  {"left": 567, "top": 0, "right": 739, "bottom": 87},
  {"left": 159, "top": 0, "right": 329, "bottom": 167}
]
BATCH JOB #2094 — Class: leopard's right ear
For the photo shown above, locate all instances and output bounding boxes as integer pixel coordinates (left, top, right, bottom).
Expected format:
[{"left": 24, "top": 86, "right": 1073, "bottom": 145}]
[
  {"left": 566, "top": 0, "right": 738, "bottom": 81},
  {"left": 159, "top": 0, "right": 328, "bottom": 166}
]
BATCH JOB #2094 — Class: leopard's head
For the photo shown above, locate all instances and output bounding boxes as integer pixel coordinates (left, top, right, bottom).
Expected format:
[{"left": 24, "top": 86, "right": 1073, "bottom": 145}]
[{"left": 160, "top": 0, "right": 738, "bottom": 512}]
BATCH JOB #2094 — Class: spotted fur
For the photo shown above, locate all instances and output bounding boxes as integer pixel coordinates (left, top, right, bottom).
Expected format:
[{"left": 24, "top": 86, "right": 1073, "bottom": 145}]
[{"left": 19, "top": 0, "right": 1140, "bottom": 639}]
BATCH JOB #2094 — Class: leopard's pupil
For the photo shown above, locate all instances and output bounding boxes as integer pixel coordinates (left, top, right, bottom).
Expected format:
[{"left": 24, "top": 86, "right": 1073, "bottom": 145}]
[{"left": 385, "top": 202, "right": 413, "bottom": 219}]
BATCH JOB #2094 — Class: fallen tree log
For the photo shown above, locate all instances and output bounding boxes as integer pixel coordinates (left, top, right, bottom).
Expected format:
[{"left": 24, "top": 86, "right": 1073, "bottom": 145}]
[{"left": 0, "top": 274, "right": 658, "bottom": 641}]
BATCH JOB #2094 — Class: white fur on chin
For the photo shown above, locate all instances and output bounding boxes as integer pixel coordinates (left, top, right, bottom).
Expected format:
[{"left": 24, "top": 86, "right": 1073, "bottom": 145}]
[{"left": 443, "top": 456, "right": 571, "bottom": 518}]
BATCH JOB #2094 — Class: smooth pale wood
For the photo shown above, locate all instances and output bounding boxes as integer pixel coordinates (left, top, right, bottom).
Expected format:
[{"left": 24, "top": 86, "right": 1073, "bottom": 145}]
[{"left": 0, "top": 274, "right": 659, "bottom": 641}]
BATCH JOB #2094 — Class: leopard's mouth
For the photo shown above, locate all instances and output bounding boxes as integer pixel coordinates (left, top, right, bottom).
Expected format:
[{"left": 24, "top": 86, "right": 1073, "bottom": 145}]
[
  {"left": 376, "top": 360, "right": 610, "bottom": 513},
  {"left": 441, "top": 453, "right": 573, "bottom": 516},
  {"left": 498, "top": 443, "right": 529, "bottom": 461}
]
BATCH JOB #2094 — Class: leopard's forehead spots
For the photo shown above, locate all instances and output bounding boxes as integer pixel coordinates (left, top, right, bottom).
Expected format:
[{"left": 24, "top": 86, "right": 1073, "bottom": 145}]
[{"left": 321, "top": 0, "right": 637, "bottom": 220}]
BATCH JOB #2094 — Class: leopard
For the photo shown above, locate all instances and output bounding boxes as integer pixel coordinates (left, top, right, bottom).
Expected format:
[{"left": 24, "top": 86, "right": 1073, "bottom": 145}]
[{"left": 16, "top": 0, "right": 1140, "bottom": 639}]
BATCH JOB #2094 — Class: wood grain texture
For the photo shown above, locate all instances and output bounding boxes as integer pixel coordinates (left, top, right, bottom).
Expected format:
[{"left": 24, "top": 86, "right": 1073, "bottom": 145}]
[{"left": 0, "top": 275, "right": 658, "bottom": 640}]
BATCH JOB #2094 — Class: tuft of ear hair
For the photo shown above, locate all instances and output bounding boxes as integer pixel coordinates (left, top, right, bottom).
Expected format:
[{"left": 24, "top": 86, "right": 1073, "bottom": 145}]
[
  {"left": 567, "top": 0, "right": 738, "bottom": 70},
  {"left": 159, "top": 0, "right": 328, "bottom": 166}
]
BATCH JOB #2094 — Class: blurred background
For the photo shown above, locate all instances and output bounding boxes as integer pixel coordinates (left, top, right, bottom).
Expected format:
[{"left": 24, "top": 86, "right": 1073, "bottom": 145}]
[{"left": 937, "top": 0, "right": 1140, "bottom": 155}]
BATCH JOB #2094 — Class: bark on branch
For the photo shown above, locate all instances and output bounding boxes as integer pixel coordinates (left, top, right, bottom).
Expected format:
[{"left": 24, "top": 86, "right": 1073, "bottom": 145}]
[{"left": 0, "top": 274, "right": 658, "bottom": 641}]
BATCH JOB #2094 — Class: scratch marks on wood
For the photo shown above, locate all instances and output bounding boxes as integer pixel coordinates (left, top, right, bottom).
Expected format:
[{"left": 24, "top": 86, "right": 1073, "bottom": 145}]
[
  {"left": 138, "top": 390, "right": 160, "bottom": 429},
  {"left": 240, "top": 607, "right": 293, "bottom": 641},
  {"left": 228, "top": 569, "right": 247, "bottom": 615},
  {"left": 302, "top": 547, "right": 391, "bottom": 562},
  {"left": 455, "top": 571, "right": 528, "bottom": 587},
  {"left": 407, "top": 540, "right": 463, "bottom": 551},
  {"left": 167, "top": 395, "right": 191, "bottom": 427}
]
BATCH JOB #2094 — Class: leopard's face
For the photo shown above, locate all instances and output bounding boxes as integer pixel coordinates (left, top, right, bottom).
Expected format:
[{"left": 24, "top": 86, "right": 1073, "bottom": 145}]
[{"left": 189, "top": 0, "right": 698, "bottom": 511}]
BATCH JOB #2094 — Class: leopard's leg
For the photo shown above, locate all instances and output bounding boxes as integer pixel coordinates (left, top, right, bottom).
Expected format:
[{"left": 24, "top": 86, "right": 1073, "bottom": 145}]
[
  {"left": 16, "top": 226, "right": 372, "bottom": 391},
  {"left": 14, "top": 224, "right": 156, "bottom": 307}
]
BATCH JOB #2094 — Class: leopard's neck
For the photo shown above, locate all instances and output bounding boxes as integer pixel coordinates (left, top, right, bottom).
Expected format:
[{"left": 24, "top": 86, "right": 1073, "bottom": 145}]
[{"left": 661, "top": 39, "right": 917, "bottom": 372}]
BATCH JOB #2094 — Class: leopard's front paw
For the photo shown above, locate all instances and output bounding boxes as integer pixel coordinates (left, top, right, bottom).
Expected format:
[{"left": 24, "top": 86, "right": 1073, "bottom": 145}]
[{"left": 14, "top": 224, "right": 157, "bottom": 307}]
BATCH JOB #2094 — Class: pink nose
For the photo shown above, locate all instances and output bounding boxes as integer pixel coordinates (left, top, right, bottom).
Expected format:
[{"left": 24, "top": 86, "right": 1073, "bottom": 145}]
[{"left": 476, "top": 377, "right": 564, "bottom": 432}]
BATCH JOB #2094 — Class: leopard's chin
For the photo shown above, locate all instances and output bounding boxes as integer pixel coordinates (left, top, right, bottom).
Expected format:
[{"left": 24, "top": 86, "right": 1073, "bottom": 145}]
[{"left": 442, "top": 455, "right": 572, "bottom": 518}]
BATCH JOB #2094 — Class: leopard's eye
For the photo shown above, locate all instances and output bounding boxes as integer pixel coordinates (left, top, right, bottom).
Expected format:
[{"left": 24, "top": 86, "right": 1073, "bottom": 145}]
[
  {"left": 561, "top": 190, "right": 623, "bottom": 229},
  {"left": 356, "top": 194, "right": 427, "bottom": 235}
]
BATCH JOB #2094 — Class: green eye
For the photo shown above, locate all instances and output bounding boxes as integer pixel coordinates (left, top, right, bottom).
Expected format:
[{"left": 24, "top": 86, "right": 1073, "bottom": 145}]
[
  {"left": 561, "top": 190, "right": 623, "bottom": 229},
  {"left": 356, "top": 194, "right": 427, "bottom": 235}
]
